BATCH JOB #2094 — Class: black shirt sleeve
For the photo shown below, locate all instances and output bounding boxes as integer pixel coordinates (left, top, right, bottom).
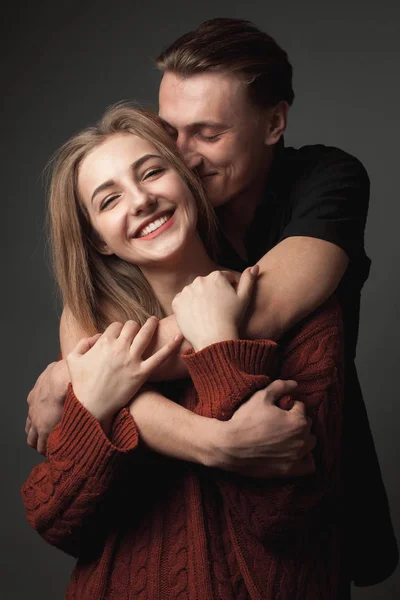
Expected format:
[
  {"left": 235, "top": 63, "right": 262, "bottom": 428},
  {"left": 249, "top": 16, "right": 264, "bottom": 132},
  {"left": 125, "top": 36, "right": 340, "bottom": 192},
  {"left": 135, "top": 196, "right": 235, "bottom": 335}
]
[{"left": 280, "top": 146, "right": 370, "bottom": 262}]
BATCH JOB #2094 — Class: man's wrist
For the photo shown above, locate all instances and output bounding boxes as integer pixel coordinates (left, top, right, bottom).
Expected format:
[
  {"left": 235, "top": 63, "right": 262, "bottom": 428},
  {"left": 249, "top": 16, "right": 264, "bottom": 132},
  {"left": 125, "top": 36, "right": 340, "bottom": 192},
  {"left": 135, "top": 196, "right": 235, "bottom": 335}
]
[{"left": 197, "top": 418, "right": 234, "bottom": 469}]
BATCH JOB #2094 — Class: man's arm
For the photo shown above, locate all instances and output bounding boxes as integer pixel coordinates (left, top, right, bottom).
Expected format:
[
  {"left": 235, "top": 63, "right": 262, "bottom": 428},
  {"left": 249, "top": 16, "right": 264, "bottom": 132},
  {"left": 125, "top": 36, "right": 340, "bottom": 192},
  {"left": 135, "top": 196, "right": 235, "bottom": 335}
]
[
  {"left": 128, "top": 381, "right": 315, "bottom": 478},
  {"left": 243, "top": 236, "right": 348, "bottom": 340},
  {"left": 144, "top": 146, "right": 370, "bottom": 373},
  {"left": 123, "top": 237, "right": 348, "bottom": 379},
  {"left": 27, "top": 287, "right": 315, "bottom": 475},
  {"left": 26, "top": 235, "right": 347, "bottom": 454}
]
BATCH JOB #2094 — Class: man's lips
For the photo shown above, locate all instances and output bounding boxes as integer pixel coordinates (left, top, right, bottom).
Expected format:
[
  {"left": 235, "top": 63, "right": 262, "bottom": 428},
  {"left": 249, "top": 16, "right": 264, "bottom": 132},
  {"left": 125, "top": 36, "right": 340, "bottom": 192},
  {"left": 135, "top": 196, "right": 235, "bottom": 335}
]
[{"left": 200, "top": 172, "right": 217, "bottom": 179}]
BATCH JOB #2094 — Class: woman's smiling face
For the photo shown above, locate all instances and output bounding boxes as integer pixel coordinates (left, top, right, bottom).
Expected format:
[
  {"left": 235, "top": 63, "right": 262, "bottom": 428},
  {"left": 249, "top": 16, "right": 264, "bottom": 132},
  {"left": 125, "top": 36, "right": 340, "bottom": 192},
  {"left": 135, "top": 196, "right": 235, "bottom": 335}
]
[{"left": 78, "top": 133, "right": 198, "bottom": 267}]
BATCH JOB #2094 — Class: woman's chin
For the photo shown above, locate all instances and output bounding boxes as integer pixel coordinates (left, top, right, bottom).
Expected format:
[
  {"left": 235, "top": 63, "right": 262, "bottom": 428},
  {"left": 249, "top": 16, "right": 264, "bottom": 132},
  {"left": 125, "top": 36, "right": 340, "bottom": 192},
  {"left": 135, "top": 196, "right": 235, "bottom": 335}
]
[{"left": 135, "top": 238, "right": 190, "bottom": 268}]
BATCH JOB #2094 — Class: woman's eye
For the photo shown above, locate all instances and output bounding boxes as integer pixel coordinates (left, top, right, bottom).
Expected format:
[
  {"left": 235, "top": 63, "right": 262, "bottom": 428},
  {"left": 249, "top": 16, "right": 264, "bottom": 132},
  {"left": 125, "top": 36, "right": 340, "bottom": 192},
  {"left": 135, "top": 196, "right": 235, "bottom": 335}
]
[
  {"left": 100, "top": 195, "right": 119, "bottom": 211},
  {"left": 143, "top": 168, "right": 165, "bottom": 180}
]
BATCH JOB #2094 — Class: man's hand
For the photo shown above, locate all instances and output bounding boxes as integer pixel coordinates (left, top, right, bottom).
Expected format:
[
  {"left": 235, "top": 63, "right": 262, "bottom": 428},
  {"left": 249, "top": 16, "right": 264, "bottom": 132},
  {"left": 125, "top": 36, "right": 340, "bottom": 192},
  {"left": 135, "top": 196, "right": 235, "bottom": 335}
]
[
  {"left": 25, "top": 360, "right": 71, "bottom": 455},
  {"left": 128, "top": 379, "right": 315, "bottom": 479},
  {"left": 211, "top": 380, "right": 316, "bottom": 477}
]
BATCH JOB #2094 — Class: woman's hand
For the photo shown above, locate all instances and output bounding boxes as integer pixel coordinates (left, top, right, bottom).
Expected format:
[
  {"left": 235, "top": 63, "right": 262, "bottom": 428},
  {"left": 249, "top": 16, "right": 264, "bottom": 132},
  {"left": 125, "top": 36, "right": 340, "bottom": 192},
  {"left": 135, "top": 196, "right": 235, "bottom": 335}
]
[
  {"left": 66, "top": 317, "right": 182, "bottom": 430},
  {"left": 171, "top": 266, "right": 258, "bottom": 351}
]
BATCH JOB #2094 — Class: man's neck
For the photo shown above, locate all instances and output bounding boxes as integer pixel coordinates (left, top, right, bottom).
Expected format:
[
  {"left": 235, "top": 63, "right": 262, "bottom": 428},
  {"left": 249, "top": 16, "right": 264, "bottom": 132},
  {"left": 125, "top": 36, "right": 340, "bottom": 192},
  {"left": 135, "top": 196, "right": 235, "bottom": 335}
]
[
  {"left": 217, "top": 153, "right": 274, "bottom": 260},
  {"left": 141, "top": 233, "right": 219, "bottom": 316}
]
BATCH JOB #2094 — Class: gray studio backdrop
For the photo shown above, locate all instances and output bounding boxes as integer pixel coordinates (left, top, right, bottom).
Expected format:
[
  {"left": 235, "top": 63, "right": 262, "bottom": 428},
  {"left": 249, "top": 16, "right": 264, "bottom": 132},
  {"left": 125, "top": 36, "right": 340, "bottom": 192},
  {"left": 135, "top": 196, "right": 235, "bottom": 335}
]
[{"left": 2, "top": 0, "right": 399, "bottom": 598}]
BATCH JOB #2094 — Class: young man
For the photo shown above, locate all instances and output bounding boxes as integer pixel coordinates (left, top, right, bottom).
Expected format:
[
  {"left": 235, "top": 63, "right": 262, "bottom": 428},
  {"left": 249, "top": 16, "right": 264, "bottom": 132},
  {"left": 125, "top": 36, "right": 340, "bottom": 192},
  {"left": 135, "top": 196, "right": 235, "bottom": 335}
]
[{"left": 26, "top": 17, "right": 397, "bottom": 593}]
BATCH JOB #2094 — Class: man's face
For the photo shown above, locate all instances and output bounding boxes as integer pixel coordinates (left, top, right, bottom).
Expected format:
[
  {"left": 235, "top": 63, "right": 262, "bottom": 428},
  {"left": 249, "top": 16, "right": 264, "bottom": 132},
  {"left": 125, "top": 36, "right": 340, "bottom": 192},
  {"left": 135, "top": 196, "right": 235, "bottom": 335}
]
[{"left": 159, "top": 71, "right": 276, "bottom": 208}]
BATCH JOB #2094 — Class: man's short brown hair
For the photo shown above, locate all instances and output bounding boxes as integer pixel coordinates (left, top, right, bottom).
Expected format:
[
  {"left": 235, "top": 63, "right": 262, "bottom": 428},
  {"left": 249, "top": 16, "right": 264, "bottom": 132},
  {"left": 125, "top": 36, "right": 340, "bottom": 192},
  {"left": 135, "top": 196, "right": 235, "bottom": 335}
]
[{"left": 156, "top": 18, "right": 294, "bottom": 108}]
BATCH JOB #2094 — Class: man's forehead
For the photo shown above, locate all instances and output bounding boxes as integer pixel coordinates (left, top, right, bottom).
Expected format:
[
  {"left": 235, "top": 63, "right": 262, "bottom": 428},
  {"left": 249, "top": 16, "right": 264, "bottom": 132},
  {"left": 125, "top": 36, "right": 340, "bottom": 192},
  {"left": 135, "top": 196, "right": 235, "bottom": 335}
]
[{"left": 158, "top": 72, "right": 244, "bottom": 128}]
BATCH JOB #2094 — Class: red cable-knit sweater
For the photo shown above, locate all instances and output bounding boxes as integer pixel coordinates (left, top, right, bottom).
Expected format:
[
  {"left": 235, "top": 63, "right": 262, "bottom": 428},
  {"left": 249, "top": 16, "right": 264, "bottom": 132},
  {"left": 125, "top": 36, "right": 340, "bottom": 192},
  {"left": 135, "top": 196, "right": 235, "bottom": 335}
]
[{"left": 22, "top": 297, "right": 344, "bottom": 600}]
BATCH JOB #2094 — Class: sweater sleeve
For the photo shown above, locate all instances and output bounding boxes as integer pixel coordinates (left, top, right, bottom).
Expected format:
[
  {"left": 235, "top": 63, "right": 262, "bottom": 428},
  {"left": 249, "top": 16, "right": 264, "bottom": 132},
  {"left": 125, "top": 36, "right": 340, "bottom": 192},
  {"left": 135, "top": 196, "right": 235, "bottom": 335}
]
[
  {"left": 21, "top": 384, "right": 139, "bottom": 557},
  {"left": 182, "top": 339, "right": 279, "bottom": 419},
  {"left": 182, "top": 297, "right": 344, "bottom": 541}
]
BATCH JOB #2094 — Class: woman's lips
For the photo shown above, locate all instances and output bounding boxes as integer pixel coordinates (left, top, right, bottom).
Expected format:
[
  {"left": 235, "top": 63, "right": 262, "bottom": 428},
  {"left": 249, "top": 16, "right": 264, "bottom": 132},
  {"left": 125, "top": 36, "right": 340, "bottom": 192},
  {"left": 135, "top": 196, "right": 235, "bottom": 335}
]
[{"left": 136, "top": 212, "right": 175, "bottom": 241}]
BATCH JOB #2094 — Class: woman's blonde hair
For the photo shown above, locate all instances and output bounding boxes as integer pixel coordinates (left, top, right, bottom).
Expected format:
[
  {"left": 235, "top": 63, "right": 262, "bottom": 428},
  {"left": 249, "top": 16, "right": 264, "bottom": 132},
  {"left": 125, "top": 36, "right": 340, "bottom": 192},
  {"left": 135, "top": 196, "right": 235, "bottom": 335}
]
[{"left": 47, "top": 102, "right": 218, "bottom": 334}]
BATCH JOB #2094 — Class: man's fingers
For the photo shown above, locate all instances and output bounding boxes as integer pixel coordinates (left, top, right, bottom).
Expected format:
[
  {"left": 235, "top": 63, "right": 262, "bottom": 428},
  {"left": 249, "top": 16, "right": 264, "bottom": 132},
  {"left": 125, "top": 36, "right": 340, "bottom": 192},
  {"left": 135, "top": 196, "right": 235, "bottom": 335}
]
[
  {"left": 263, "top": 379, "right": 298, "bottom": 404},
  {"left": 307, "top": 433, "right": 317, "bottom": 453},
  {"left": 289, "top": 453, "right": 316, "bottom": 476},
  {"left": 143, "top": 333, "right": 183, "bottom": 373},
  {"left": 37, "top": 435, "right": 48, "bottom": 456},
  {"left": 288, "top": 399, "right": 308, "bottom": 417},
  {"left": 26, "top": 427, "right": 39, "bottom": 450},
  {"left": 236, "top": 265, "right": 259, "bottom": 311},
  {"left": 25, "top": 415, "right": 31, "bottom": 435}
]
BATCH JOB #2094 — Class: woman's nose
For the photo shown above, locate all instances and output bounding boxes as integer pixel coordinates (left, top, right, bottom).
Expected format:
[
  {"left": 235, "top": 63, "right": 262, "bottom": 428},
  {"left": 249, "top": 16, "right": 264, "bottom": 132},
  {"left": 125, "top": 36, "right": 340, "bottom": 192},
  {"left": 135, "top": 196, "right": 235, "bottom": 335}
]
[{"left": 128, "top": 189, "right": 157, "bottom": 215}]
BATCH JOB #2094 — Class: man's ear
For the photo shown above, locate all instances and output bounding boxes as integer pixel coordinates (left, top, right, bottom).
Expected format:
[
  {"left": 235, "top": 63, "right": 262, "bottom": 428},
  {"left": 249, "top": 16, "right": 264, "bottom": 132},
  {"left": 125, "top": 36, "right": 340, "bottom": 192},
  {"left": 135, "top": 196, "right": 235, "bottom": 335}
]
[{"left": 265, "top": 101, "right": 289, "bottom": 146}]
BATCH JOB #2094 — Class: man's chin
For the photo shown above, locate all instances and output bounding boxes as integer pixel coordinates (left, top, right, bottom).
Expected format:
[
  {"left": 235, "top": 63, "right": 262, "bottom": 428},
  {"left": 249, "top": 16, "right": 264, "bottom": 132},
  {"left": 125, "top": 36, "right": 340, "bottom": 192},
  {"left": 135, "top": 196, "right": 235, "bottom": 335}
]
[
  {"left": 207, "top": 192, "right": 230, "bottom": 208},
  {"left": 202, "top": 178, "right": 228, "bottom": 207}
]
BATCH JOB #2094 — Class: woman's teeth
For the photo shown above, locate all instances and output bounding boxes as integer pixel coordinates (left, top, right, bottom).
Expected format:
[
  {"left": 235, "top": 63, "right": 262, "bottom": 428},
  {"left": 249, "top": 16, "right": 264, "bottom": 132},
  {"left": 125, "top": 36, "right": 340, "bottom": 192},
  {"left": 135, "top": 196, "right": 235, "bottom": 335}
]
[{"left": 138, "top": 214, "right": 171, "bottom": 238}]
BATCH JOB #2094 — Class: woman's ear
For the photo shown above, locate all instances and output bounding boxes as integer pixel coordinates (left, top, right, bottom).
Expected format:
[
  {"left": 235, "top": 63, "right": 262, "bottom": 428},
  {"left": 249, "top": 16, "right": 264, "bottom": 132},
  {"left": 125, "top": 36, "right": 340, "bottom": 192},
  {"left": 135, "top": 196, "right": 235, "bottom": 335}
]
[
  {"left": 90, "top": 229, "right": 114, "bottom": 255},
  {"left": 97, "top": 241, "right": 114, "bottom": 256}
]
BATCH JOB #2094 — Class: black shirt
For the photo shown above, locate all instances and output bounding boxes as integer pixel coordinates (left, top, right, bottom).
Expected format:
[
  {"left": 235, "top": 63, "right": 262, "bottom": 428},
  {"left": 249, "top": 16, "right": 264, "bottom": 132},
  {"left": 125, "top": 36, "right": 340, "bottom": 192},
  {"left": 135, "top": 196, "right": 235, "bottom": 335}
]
[
  {"left": 220, "top": 141, "right": 371, "bottom": 361},
  {"left": 219, "top": 140, "right": 398, "bottom": 587}
]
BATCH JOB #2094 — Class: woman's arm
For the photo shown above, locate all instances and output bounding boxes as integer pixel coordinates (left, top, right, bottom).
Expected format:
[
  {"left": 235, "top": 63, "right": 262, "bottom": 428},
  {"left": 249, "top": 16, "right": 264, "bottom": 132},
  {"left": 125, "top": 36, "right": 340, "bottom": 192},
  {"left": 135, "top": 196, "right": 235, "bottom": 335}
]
[
  {"left": 128, "top": 270, "right": 314, "bottom": 477},
  {"left": 23, "top": 319, "right": 181, "bottom": 555},
  {"left": 21, "top": 386, "right": 138, "bottom": 556}
]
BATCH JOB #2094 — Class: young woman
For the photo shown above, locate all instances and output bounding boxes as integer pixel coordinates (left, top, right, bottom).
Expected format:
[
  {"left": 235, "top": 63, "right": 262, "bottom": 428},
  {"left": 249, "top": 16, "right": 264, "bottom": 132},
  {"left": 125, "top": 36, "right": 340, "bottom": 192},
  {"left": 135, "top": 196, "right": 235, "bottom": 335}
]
[{"left": 22, "top": 103, "right": 344, "bottom": 599}]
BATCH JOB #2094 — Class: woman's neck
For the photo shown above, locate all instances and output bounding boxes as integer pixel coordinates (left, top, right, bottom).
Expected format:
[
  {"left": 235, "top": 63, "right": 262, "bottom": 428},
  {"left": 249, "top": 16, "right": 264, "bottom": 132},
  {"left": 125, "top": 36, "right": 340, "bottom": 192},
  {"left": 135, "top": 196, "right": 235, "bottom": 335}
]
[{"left": 140, "top": 234, "right": 219, "bottom": 316}]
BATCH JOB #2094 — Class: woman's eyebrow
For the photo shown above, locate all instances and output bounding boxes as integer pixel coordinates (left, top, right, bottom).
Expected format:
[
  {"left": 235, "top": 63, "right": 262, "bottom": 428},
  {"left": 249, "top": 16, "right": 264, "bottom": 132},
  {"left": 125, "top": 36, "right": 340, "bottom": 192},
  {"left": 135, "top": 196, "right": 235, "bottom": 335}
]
[
  {"left": 131, "top": 153, "right": 162, "bottom": 171},
  {"left": 90, "top": 154, "right": 162, "bottom": 204},
  {"left": 91, "top": 179, "right": 115, "bottom": 205}
]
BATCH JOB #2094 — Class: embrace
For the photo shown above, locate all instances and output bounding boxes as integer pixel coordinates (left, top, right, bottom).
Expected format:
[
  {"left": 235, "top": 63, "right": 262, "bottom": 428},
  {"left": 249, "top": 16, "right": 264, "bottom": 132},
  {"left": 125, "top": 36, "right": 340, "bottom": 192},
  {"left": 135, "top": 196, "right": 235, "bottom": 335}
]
[{"left": 22, "top": 18, "right": 397, "bottom": 600}]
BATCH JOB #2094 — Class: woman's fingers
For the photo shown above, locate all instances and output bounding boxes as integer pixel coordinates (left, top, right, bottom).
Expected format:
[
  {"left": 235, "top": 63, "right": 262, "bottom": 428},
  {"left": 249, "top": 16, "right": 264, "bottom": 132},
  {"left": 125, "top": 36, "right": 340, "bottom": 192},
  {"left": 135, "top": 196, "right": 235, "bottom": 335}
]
[
  {"left": 87, "top": 332, "right": 102, "bottom": 347},
  {"left": 142, "top": 333, "right": 184, "bottom": 373},
  {"left": 130, "top": 316, "right": 160, "bottom": 355},
  {"left": 236, "top": 265, "right": 259, "bottom": 311},
  {"left": 119, "top": 320, "right": 140, "bottom": 344},
  {"left": 71, "top": 337, "right": 96, "bottom": 356},
  {"left": 219, "top": 270, "right": 239, "bottom": 286},
  {"left": 70, "top": 331, "right": 105, "bottom": 357},
  {"left": 104, "top": 321, "right": 124, "bottom": 339}
]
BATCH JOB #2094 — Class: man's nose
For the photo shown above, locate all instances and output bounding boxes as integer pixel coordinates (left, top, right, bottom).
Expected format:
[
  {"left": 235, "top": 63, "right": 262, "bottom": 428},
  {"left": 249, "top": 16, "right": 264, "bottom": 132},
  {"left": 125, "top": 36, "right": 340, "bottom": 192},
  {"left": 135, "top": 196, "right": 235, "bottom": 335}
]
[
  {"left": 183, "top": 152, "right": 203, "bottom": 170},
  {"left": 176, "top": 135, "right": 203, "bottom": 170}
]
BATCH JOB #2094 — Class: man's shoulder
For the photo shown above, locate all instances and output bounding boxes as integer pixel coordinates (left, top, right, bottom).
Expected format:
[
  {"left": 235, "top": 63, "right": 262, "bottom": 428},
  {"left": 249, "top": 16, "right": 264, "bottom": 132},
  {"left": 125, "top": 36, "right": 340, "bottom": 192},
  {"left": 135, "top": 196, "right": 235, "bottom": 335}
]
[{"left": 281, "top": 143, "right": 369, "bottom": 183}]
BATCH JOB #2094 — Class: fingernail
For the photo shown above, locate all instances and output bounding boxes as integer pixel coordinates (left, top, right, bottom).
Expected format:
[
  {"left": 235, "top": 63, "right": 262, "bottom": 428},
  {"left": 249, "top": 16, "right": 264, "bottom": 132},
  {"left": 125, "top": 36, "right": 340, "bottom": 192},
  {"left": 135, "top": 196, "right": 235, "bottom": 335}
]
[
  {"left": 250, "top": 265, "right": 259, "bottom": 276},
  {"left": 174, "top": 334, "right": 183, "bottom": 341}
]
